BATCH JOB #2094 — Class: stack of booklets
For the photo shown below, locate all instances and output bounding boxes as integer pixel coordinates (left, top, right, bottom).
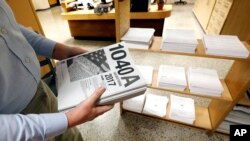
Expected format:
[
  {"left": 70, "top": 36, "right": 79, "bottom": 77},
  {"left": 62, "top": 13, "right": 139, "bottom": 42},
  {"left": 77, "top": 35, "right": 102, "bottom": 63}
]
[
  {"left": 157, "top": 65, "right": 187, "bottom": 91},
  {"left": 136, "top": 65, "right": 154, "bottom": 85},
  {"left": 142, "top": 93, "right": 169, "bottom": 117},
  {"left": 217, "top": 105, "right": 250, "bottom": 134},
  {"left": 122, "top": 94, "right": 146, "bottom": 113},
  {"left": 225, "top": 106, "right": 250, "bottom": 125},
  {"left": 121, "top": 28, "right": 155, "bottom": 49},
  {"left": 203, "top": 35, "right": 249, "bottom": 58},
  {"left": 169, "top": 95, "right": 195, "bottom": 124},
  {"left": 56, "top": 42, "right": 147, "bottom": 111},
  {"left": 187, "top": 67, "right": 224, "bottom": 97},
  {"left": 161, "top": 29, "right": 198, "bottom": 53}
]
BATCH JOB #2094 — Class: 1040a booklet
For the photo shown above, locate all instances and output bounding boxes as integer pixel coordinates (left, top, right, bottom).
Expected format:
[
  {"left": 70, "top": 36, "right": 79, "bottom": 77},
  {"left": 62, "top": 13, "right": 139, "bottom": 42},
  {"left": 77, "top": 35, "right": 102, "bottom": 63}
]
[{"left": 56, "top": 42, "right": 147, "bottom": 111}]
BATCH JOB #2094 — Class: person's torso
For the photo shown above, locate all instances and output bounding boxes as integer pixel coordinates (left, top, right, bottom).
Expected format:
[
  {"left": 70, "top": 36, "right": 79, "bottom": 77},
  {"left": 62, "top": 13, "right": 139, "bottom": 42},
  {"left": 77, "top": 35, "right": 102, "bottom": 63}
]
[{"left": 0, "top": 0, "right": 40, "bottom": 113}]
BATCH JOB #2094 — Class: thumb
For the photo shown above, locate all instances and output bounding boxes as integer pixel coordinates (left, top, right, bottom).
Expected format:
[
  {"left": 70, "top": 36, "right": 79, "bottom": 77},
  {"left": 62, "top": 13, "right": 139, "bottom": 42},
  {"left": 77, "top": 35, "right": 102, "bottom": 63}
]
[{"left": 88, "top": 86, "right": 106, "bottom": 104}]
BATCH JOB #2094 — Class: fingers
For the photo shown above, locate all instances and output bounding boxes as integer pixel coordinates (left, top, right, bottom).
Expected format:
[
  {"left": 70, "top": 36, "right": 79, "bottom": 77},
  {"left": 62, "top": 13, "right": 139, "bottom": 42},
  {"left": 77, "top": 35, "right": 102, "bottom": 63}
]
[
  {"left": 95, "top": 105, "right": 114, "bottom": 116},
  {"left": 88, "top": 86, "right": 106, "bottom": 104}
]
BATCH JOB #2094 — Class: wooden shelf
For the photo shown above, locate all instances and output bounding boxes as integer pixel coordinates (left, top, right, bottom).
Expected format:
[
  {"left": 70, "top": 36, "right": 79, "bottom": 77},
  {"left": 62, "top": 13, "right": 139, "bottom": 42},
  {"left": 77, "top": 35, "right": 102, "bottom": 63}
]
[
  {"left": 122, "top": 104, "right": 212, "bottom": 130},
  {"left": 238, "top": 96, "right": 250, "bottom": 107},
  {"left": 216, "top": 129, "right": 229, "bottom": 135},
  {"left": 125, "top": 35, "right": 250, "bottom": 134},
  {"left": 61, "top": 9, "right": 116, "bottom": 20},
  {"left": 131, "top": 5, "right": 172, "bottom": 19},
  {"left": 148, "top": 70, "right": 232, "bottom": 101},
  {"left": 116, "top": 1, "right": 250, "bottom": 134},
  {"left": 129, "top": 37, "right": 250, "bottom": 62}
]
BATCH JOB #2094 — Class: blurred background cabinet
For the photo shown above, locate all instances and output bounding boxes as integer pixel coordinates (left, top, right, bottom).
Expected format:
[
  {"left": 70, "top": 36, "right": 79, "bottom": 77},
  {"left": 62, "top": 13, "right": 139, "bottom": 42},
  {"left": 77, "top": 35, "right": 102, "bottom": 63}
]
[
  {"left": 61, "top": 4, "right": 172, "bottom": 40},
  {"left": 48, "top": 0, "right": 59, "bottom": 6},
  {"left": 31, "top": 0, "right": 50, "bottom": 10}
]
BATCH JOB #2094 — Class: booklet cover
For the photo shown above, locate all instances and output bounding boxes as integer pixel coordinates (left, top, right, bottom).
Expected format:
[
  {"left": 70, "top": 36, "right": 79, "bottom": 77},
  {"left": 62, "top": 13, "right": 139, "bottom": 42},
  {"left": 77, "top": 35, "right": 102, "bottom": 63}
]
[{"left": 56, "top": 42, "right": 147, "bottom": 111}]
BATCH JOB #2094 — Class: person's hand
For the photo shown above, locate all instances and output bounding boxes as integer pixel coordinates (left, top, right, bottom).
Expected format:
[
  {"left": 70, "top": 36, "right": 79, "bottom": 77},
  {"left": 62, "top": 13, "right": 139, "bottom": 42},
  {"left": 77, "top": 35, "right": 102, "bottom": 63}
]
[
  {"left": 65, "top": 87, "right": 114, "bottom": 128},
  {"left": 52, "top": 43, "right": 88, "bottom": 60}
]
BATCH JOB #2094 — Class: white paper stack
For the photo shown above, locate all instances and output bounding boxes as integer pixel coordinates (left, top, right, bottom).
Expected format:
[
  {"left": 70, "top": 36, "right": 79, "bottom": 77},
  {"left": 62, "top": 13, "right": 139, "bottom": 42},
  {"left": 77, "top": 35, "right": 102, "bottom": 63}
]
[
  {"left": 136, "top": 65, "right": 154, "bottom": 85},
  {"left": 169, "top": 95, "right": 195, "bottom": 124},
  {"left": 142, "top": 93, "right": 169, "bottom": 117},
  {"left": 217, "top": 105, "right": 250, "bottom": 133},
  {"left": 121, "top": 28, "right": 155, "bottom": 49},
  {"left": 122, "top": 94, "right": 146, "bottom": 113},
  {"left": 203, "top": 35, "right": 249, "bottom": 58},
  {"left": 157, "top": 65, "right": 187, "bottom": 91},
  {"left": 162, "top": 29, "right": 198, "bottom": 53},
  {"left": 225, "top": 109, "right": 250, "bottom": 125},
  {"left": 187, "top": 67, "right": 224, "bottom": 97},
  {"left": 217, "top": 120, "right": 235, "bottom": 134}
]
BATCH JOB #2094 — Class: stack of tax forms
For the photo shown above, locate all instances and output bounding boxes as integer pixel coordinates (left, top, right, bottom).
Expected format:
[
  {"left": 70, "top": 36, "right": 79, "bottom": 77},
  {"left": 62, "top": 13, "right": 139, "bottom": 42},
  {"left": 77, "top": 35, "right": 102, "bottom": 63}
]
[
  {"left": 225, "top": 106, "right": 250, "bottom": 125},
  {"left": 203, "top": 35, "right": 249, "bottom": 58},
  {"left": 122, "top": 94, "right": 146, "bottom": 113},
  {"left": 157, "top": 65, "right": 187, "bottom": 91},
  {"left": 217, "top": 105, "right": 250, "bottom": 134},
  {"left": 187, "top": 67, "right": 224, "bottom": 97},
  {"left": 169, "top": 95, "right": 195, "bottom": 124},
  {"left": 161, "top": 29, "right": 198, "bottom": 53},
  {"left": 121, "top": 28, "right": 155, "bottom": 49},
  {"left": 136, "top": 65, "right": 154, "bottom": 85},
  {"left": 142, "top": 93, "right": 169, "bottom": 117}
]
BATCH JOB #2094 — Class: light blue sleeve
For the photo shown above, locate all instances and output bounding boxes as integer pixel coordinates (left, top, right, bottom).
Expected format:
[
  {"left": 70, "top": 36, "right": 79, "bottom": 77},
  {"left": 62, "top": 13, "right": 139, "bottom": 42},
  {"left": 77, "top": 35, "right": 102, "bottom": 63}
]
[
  {"left": 19, "top": 25, "right": 56, "bottom": 58},
  {"left": 0, "top": 113, "right": 68, "bottom": 141}
]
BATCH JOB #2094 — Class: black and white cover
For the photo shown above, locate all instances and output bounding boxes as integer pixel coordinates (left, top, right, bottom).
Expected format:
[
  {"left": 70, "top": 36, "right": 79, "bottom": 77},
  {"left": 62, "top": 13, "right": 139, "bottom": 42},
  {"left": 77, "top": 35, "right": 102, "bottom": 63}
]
[{"left": 56, "top": 42, "right": 147, "bottom": 111}]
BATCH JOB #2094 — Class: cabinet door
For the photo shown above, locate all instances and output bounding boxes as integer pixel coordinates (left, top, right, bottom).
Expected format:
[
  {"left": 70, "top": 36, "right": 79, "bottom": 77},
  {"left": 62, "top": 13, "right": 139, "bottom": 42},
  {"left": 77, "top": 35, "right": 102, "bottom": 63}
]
[{"left": 48, "top": 0, "right": 58, "bottom": 6}]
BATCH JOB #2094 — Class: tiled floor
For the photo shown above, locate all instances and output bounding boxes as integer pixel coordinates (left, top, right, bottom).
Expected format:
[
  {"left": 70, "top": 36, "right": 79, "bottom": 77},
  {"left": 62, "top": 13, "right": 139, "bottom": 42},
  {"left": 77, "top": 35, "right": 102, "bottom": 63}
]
[{"left": 36, "top": 4, "right": 230, "bottom": 141}]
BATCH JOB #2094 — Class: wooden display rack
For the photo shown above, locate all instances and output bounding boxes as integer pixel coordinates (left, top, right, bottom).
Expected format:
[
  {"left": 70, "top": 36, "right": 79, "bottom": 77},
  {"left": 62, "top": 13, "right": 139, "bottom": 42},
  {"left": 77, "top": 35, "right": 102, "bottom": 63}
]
[
  {"left": 62, "top": 0, "right": 250, "bottom": 134},
  {"left": 120, "top": 37, "right": 250, "bottom": 134},
  {"left": 238, "top": 96, "right": 250, "bottom": 107}
]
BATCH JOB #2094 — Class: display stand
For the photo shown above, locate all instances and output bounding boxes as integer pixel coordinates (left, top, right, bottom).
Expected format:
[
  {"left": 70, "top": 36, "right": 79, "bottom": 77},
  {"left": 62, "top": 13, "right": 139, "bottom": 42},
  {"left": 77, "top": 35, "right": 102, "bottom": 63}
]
[
  {"left": 120, "top": 37, "right": 250, "bottom": 134},
  {"left": 62, "top": 0, "right": 250, "bottom": 134}
]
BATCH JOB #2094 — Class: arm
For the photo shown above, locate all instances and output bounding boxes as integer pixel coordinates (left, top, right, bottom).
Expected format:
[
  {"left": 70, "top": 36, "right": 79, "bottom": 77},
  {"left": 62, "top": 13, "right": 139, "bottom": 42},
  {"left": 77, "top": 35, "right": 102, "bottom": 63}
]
[
  {"left": 0, "top": 87, "right": 113, "bottom": 140},
  {"left": 19, "top": 25, "right": 56, "bottom": 58},
  {"left": 0, "top": 113, "right": 67, "bottom": 141},
  {"left": 19, "top": 25, "right": 87, "bottom": 60},
  {"left": 52, "top": 42, "right": 88, "bottom": 60}
]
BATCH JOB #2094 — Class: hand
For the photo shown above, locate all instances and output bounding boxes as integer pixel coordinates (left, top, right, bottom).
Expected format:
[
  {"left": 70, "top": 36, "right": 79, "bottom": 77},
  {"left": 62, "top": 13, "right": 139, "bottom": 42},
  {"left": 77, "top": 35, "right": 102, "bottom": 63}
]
[
  {"left": 65, "top": 87, "right": 114, "bottom": 128},
  {"left": 52, "top": 43, "right": 88, "bottom": 60}
]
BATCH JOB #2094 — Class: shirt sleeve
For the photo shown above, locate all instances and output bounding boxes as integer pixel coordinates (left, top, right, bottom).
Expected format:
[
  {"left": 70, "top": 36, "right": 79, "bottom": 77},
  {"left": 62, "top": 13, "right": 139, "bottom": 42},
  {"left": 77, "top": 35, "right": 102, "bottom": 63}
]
[
  {"left": 19, "top": 25, "right": 56, "bottom": 58},
  {"left": 0, "top": 113, "right": 68, "bottom": 141}
]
